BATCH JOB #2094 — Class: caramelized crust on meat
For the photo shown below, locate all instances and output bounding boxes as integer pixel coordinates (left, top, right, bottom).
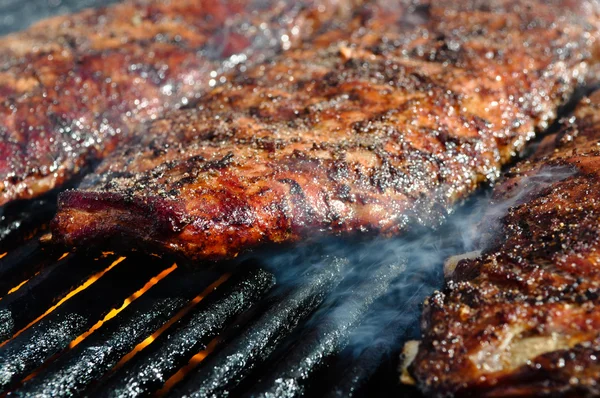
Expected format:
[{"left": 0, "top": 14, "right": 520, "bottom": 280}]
[
  {"left": 0, "top": 0, "right": 356, "bottom": 206},
  {"left": 408, "top": 90, "right": 600, "bottom": 397},
  {"left": 52, "top": 0, "right": 599, "bottom": 261}
]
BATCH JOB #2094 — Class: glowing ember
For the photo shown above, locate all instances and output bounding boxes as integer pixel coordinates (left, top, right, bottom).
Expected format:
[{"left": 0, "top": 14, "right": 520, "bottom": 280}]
[
  {"left": 156, "top": 338, "right": 221, "bottom": 396},
  {"left": 111, "top": 273, "right": 231, "bottom": 371},
  {"left": 0, "top": 253, "right": 70, "bottom": 302},
  {"left": 5, "top": 274, "right": 36, "bottom": 296},
  {"left": 68, "top": 263, "right": 178, "bottom": 349},
  {"left": 0, "top": 256, "right": 127, "bottom": 348}
]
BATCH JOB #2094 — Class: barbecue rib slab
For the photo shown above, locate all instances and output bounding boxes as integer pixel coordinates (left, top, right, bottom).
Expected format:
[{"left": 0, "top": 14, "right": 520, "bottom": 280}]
[
  {"left": 406, "top": 91, "right": 600, "bottom": 397},
  {"left": 52, "top": 0, "right": 600, "bottom": 261},
  {"left": 0, "top": 0, "right": 356, "bottom": 206}
]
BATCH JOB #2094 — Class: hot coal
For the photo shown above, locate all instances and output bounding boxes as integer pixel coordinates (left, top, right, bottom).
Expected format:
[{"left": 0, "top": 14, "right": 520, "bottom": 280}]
[
  {"left": 10, "top": 265, "right": 229, "bottom": 397},
  {"left": 169, "top": 257, "right": 348, "bottom": 398},
  {"left": 0, "top": 254, "right": 168, "bottom": 393},
  {"left": 244, "top": 261, "right": 406, "bottom": 398},
  {"left": 0, "top": 253, "right": 114, "bottom": 343},
  {"left": 92, "top": 266, "right": 276, "bottom": 398}
]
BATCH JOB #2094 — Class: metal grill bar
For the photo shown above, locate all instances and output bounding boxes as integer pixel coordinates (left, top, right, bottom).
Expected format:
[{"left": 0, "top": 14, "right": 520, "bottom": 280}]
[
  {"left": 244, "top": 261, "right": 406, "bottom": 398},
  {"left": 11, "top": 265, "right": 231, "bottom": 397},
  {"left": 92, "top": 266, "right": 276, "bottom": 398},
  {"left": 168, "top": 257, "right": 348, "bottom": 398},
  {"left": 0, "top": 254, "right": 168, "bottom": 393},
  {"left": 0, "top": 238, "right": 49, "bottom": 298},
  {"left": 0, "top": 253, "right": 114, "bottom": 343},
  {"left": 324, "top": 281, "right": 429, "bottom": 398}
]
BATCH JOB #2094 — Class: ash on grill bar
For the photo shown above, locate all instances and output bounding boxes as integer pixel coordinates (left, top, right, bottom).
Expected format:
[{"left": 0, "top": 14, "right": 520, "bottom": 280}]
[{"left": 1, "top": 0, "right": 600, "bottom": 397}]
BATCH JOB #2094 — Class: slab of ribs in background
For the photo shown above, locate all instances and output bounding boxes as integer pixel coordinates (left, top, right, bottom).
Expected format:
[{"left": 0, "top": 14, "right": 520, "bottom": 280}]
[{"left": 0, "top": 0, "right": 355, "bottom": 206}]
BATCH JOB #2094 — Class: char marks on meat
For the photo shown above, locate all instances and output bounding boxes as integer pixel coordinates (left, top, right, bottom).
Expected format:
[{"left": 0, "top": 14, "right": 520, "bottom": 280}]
[
  {"left": 52, "top": 0, "right": 599, "bottom": 261},
  {"left": 0, "top": 0, "right": 355, "bottom": 206},
  {"left": 407, "top": 90, "right": 600, "bottom": 397}
]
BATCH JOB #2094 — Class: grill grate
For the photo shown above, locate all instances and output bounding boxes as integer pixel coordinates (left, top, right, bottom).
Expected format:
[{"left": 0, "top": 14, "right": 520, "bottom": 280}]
[{"left": 0, "top": 241, "right": 415, "bottom": 398}]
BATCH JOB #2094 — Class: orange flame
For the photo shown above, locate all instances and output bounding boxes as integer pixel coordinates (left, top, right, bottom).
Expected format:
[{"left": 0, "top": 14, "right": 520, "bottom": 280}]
[
  {"left": 0, "top": 252, "right": 7, "bottom": 260},
  {"left": 0, "top": 256, "right": 127, "bottom": 348},
  {"left": 68, "top": 263, "right": 178, "bottom": 349},
  {"left": 0, "top": 253, "right": 70, "bottom": 302},
  {"left": 111, "top": 273, "right": 231, "bottom": 371},
  {"left": 156, "top": 338, "right": 221, "bottom": 396},
  {"left": 5, "top": 275, "right": 35, "bottom": 296}
]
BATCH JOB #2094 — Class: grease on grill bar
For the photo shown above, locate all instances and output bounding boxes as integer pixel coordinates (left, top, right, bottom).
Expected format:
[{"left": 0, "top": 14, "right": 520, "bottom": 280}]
[
  {"left": 325, "top": 315, "right": 417, "bottom": 398},
  {"left": 245, "top": 261, "right": 406, "bottom": 398},
  {"left": 92, "top": 267, "right": 277, "bottom": 398},
  {"left": 12, "top": 266, "right": 249, "bottom": 397},
  {"left": 0, "top": 254, "right": 169, "bottom": 393},
  {"left": 168, "top": 257, "right": 348, "bottom": 397},
  {"left": 0, "top": 196, "right": 58, "bottom": 251}
]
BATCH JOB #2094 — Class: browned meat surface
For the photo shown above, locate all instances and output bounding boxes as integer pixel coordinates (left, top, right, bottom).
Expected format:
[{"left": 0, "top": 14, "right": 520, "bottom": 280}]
[
  {"left": 0, "top": 0, "right": 356, "bottom": 206},
  {"left": 407, "top": 90, "right": 600, "bottom": 397},
  {"left": 52, "top": 0, "right": 599, "bottom": 262}
]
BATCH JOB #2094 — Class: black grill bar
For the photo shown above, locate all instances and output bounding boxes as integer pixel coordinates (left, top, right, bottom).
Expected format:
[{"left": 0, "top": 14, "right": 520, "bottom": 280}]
[
  {"left": 10, "top": 265, "right": 229, "bottom": 397},
  {"left": 0, "top": 253, "right": 115, "bottom": 343},
  {"left": 0, "top": 254, "right": 168, "bottom": 393},
  {"left": 324, "top": 281, "right": 431, "bottom": 398},
  {"left": 326, "top": 343, "right": 389, "bottom": 398},
  {"left": 92, "top": 266, "right": 276, "bottom": 398},
  {"left": 244, "top": 261, "right": 406, "bottom": 398},
  {"left": 169, "top": 257, "right": 348, "bottom": 398},
  {"left": 0, "top": 197, "right": 56, "bottom": 252},
  {"left": 325, "top": 325, "right": 410, "bottom": 398},
  {"left": 0, "top": 237, "right": 49, "bottom": 298}
]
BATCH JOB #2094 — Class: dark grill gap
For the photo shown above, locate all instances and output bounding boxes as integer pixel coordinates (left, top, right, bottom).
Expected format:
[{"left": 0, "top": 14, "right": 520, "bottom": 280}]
[
  {"left": 244, "top": 261, "right": 405, "bottom": 398},
  {"left": 0, "top": 238, "right": 52, "bottom": 298}
]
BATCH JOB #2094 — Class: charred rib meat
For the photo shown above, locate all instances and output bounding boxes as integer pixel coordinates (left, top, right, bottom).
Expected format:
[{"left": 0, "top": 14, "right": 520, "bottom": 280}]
[
  {"left": 407, "top": 90, "right": 600, "bottom": 397},
  {"left": 0, "top": 0, "right": 354, "bottom": 206},
  {"left": 52, "top": 0, "right": 599, "bottom": 261}
]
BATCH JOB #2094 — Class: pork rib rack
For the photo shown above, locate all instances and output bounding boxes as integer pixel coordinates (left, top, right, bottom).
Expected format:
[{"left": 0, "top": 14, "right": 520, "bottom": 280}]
[{"left": 53, "top": 0, "right": 600, "bottom": 261}]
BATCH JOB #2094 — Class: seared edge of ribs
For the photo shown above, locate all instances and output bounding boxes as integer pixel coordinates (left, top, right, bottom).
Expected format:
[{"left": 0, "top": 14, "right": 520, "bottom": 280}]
[
  {"left": 0, "top": 0, "right": 356, "bottom": 206},
  {"left": 52, "top": 0, "right": 599, "bottom": 262},
  {"left": 406, "top": 89, "right": 600, "bottom": 396}
]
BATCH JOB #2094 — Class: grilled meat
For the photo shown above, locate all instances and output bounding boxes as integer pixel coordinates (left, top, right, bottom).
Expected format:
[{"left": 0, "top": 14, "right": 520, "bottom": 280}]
[
  {"left": 52, "top": 0, "right": 599, "bottom": 262},
  {"left": 406, "top": 90, "right": 600, "bottom": 397},
  {"left": 0, "top": 0, "right": 355, "bottom": 206}
]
